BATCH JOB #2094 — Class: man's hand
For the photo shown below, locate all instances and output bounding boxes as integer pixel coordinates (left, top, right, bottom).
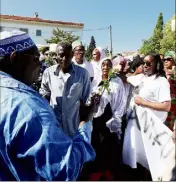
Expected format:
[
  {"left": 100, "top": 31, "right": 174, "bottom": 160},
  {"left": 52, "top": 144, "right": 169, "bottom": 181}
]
[
  {"left": 79, "top": 121, "right": 86, "bottom": 128},
  {"left": 79, "top": 99, "right": 94, "bottom": 122}
]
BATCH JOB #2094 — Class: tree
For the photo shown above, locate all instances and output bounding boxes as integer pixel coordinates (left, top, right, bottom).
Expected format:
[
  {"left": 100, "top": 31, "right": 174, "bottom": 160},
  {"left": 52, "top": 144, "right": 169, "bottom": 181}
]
[
  {"left": 104, "top": 47, "right": 110, "bottom": 57},
  {"left": 85, "top": 36, "right": 96, "bottom": 61},
  {"left": 89, "top": 36, "right": 96, "bottom": 52},
  {"left": 139, "top": 13, "right": 164, "bottom": 54},
  {"left": 46, "top": 28, "right": 79, "bottom": 44},
  {"left": 152, "top": 12, "right": 164, "bottom": 53},
  {"left": 160, "top": 15, "right": 176, "bottom": 54},
  {"left": 139, "top": 38, "right": 155, "bottom": 55}
]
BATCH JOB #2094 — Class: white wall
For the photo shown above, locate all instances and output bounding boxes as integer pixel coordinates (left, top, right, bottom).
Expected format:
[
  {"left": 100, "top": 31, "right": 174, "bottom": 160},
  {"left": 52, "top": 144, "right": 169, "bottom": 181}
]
[{"left": 0, "top": 20, "right": 83, "bottom": 45}]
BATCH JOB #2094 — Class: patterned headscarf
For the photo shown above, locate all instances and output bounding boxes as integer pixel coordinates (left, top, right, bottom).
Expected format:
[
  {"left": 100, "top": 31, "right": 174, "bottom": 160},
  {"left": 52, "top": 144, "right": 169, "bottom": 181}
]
[{"left": 112, "top": 55, "right": 129, "bottom": 72}]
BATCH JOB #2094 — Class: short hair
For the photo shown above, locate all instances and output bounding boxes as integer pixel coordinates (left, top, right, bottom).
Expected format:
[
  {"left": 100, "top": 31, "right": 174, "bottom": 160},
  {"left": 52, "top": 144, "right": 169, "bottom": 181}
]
[
  {"left": 130, "top": 57, "right": 144, "bottom": 72},
  {"left": 56, "top": 42, "right": 72, "bottom": 51}
]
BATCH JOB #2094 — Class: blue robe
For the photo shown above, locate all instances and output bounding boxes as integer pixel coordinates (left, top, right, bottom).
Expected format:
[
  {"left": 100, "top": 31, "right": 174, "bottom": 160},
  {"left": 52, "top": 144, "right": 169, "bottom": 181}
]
[{"left": 0, "top": 71, "right": 95, "bottom": 181}]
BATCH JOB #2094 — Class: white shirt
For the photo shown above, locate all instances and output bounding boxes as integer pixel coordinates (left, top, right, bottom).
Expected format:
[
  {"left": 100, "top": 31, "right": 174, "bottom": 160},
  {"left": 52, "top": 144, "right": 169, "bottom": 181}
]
[
  {"left": 123, "top": 74, "right": 171, "bottom": 169},
  {"left": 129, "top": 74, "right": 171, "bottom": 122},
  {"left": 72, "top": 57, "right": 94, "bottom": 78},
  {"left": 39, "top": 64, "right": 91, "bottom": 137},
  {"left": 92, "top": 77, "right": 126, "bottom": 134}
]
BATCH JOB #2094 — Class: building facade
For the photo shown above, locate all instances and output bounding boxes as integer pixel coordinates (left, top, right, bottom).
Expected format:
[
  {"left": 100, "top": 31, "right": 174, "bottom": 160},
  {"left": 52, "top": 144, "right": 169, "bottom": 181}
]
[{"left": 0, "top": 14, "right": 84, "bottom": 46}]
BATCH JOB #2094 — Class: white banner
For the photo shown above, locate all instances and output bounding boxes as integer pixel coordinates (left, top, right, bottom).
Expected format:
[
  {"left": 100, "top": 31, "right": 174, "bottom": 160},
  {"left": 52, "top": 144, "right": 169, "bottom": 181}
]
[{"left": 135, "top": 106, "right": 175, "bottom": 181}]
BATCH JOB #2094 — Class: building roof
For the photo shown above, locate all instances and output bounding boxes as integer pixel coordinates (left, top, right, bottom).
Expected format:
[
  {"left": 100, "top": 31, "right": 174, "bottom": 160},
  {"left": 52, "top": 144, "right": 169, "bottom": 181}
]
[{"left": 0, "top": 14, "right": 84, "bottom": 27}]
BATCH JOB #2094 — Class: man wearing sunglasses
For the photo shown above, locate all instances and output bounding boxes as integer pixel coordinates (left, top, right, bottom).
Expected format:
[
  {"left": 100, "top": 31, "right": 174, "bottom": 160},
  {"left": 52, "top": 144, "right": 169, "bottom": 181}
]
[{"left": 0, "top": 30, "right": 95, "bottom": 181}]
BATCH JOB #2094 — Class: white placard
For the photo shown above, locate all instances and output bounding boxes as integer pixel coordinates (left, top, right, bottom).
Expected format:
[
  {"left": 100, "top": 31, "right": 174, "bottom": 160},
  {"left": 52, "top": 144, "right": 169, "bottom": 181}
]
[{"left": 135, "top": 106, "right": 175, "bottom": 181}]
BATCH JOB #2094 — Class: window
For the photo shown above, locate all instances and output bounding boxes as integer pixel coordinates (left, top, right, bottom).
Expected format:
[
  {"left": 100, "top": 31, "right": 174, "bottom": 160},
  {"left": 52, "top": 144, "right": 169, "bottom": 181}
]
[
  {"left": 36, "top": 30, "right": 42, "bottom": 36},
  {"left": 19, "top": 28, "right": 28, "bottom": 33}
]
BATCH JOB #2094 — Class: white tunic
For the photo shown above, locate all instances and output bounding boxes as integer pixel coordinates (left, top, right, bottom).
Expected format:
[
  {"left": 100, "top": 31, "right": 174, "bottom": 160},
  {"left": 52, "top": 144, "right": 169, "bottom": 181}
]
[
  {"left": 123, "top": 74, "right": 171, "bottom": 169},
  {"left": 92, "top": 77, "right": 126, "bottom": 135}
]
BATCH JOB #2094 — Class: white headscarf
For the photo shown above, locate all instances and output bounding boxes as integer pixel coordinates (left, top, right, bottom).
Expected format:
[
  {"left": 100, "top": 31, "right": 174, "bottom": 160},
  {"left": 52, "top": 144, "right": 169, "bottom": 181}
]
[
  {"left": 91, "top": 57, "right": 110, "bottom": 91},
  {"left": 96, "top": 47, "right": 106, "bottom": 61}
]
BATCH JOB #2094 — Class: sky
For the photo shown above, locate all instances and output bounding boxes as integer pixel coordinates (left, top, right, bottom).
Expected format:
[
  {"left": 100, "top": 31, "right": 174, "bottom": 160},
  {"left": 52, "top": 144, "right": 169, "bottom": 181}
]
[{"left": 1, "top": 0, "right": 175, "bottom": 53}]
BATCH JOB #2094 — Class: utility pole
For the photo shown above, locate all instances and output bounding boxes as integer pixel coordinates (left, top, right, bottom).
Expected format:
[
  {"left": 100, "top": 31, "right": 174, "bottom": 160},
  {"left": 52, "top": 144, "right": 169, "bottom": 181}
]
[{"left": 109, "top": 25, "right": 113, "bottom": 59}]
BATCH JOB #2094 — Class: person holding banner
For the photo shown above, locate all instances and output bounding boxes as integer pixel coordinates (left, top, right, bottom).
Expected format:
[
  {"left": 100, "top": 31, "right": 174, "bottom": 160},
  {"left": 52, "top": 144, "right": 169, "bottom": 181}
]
[{"left": 123, "top": 53, "right": 171, "bottom": 180}]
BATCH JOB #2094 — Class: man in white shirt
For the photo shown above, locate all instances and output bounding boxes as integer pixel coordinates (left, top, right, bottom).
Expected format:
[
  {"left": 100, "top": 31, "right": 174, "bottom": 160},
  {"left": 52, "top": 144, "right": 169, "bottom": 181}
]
[{"left": 72, "top": 40, "right": 94, "bottom": 81}]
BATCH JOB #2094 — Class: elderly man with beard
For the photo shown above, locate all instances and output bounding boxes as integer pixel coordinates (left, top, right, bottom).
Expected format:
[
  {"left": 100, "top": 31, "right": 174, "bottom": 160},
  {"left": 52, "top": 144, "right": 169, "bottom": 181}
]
[{"left": 0, "top": 30, "right": 95, "bottom": 181}]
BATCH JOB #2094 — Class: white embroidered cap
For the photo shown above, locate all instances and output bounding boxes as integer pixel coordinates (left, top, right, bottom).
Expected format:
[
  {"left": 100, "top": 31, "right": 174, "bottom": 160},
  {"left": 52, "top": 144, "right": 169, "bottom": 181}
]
[{"left": 0, "top": 30, "right": 36, "bottom": 56}]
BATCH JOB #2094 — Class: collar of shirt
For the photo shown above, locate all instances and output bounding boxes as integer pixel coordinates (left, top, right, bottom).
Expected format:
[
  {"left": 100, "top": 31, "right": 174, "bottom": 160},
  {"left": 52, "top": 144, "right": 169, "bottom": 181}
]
[
  {"left": 54, "top": 63, "right": 75, "bottom": 76},
  {"left": 0, "top": 71, "right": 36, "bottom": 93},
  {"left": 72, "top": 57, "right": 87, "bottom": 66}
]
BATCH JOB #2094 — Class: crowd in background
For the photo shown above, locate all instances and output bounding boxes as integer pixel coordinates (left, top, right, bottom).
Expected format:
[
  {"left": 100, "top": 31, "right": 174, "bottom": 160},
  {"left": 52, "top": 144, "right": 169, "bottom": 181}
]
[
  {"left": 31, "top": 40, "right": 176, "bottom": 181},
  {"left": 0, "top": 30, "right": 175, "bottom": 181}
]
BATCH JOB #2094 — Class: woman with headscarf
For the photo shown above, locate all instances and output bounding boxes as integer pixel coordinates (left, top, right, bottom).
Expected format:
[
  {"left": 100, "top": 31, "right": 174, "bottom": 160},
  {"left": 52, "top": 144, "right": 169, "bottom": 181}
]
[
  {"left": 91, "top": 47, "right": 106, "bottom": 89},
  {"left": 112, "top": 55, "right": 131, "bottom": 113},
  {"left": 163, "top": 51, "right": 176, "bottom": 131},
  {"left": 79, "top": 58, "right": 126, "bottom": 181}
]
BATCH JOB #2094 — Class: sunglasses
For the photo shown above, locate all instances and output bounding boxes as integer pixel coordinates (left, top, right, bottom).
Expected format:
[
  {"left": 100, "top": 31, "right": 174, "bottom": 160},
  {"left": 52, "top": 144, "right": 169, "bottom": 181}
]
[
  {"left": 163, "top": 58, "right": 173, "bottom": 62},
  {"left": 144, "top": 61, "right": 153, "bottom": 67}
]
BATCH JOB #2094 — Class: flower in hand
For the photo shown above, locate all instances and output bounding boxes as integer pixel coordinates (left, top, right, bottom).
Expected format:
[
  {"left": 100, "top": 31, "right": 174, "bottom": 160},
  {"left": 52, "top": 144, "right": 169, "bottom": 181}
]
[{"left": 134, "top": 96, "right": 144, "bottom": 106}]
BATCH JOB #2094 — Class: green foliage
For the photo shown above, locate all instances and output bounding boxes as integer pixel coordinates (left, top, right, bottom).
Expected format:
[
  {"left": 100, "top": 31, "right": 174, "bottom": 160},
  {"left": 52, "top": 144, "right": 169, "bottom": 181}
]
[
  {"left": 85, "top": 36, "right": 96, "bottom": 61},
  {"left": 46, "top": 28, "right": 79, "bottom": 44},
  {"left": 152, "top": 12, "right": 164, "bottom": 52},
  {"left": 139, "top": 38, "right": 155, "bottom": 55},
  {"left": 140, "top": 13, "right": 176, "bottom": 55},
  {"left": 140, "top": 13, "right": 164, "bottom": 54},
  {"left": 160, "top": 15, "right": 176, "bottom": 54}
]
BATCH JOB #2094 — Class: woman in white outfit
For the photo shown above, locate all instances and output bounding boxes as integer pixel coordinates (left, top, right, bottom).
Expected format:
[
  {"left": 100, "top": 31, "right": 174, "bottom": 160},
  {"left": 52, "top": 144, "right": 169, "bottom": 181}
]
[
  {"left": 79, "top": 58, "right": 126, "bottom": 181},
  {"left": 123, "top": 53, "right": 171, "bottom": 180},
  {"left": 91, "top": 47, "right": 106, "bottom": 89}
]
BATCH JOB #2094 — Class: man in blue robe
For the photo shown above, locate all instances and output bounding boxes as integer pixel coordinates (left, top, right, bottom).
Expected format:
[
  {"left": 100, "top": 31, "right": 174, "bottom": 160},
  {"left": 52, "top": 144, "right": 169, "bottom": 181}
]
[{"left": 0, "top": 30, "right": 95, "bottom": 181}]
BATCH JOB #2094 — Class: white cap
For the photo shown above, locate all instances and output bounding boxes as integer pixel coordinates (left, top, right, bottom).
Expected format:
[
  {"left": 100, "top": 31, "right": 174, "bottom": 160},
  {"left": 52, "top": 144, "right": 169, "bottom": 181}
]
[
  {"left": 49, "top": 43, "right": 57, "bottom": 53},
  {"left": 72, "top": 40, "right": 83, "bottom": 50}
]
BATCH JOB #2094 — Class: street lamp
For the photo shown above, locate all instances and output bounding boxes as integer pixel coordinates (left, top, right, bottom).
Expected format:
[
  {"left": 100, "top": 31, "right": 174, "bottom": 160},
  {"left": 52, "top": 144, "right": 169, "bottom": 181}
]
[{"left": 171, "top": 19, "right": 175, "bottom": 32}]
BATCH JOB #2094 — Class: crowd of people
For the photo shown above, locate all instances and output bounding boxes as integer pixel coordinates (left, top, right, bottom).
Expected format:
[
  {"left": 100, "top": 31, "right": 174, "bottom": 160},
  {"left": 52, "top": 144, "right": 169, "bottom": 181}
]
[{"left": 0, "top": 30, "right": 175, "bottom": 181}]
